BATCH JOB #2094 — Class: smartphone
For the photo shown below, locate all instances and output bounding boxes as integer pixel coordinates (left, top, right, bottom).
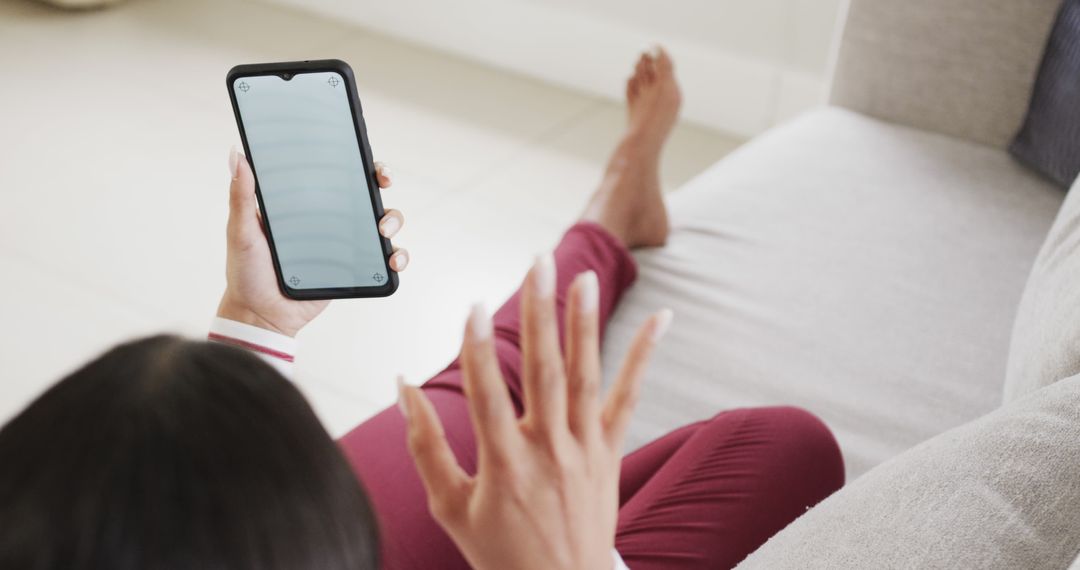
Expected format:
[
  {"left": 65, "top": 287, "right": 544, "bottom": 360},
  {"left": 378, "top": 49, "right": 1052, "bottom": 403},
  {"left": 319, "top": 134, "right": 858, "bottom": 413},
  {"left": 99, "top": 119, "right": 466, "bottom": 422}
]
[{"left": 226, "top": 59, "right": 397, "bottom": 300}]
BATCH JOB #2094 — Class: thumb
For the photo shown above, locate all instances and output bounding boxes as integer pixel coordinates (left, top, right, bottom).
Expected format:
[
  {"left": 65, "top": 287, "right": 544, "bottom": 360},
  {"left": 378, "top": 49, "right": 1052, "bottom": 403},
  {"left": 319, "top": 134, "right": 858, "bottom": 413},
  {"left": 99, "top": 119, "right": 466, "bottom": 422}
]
[{"left": 227, "top": 146, "right": 261, "bottom": 243}]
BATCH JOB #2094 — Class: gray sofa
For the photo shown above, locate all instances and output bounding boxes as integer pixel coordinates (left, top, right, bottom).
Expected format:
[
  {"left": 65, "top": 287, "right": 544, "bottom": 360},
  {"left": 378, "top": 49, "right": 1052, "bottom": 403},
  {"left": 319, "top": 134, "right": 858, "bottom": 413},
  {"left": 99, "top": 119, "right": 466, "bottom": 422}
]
[{"left": 603, "top": 0, "right": 1080, "bottom": 567}]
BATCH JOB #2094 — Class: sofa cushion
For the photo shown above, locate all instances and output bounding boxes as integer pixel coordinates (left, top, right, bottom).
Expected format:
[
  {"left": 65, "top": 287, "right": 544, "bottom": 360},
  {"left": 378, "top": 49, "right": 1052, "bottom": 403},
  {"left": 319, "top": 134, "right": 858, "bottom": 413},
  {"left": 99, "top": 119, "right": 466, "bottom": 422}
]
[
  {"left": 734, "top": 374, "right": 1080, "bottom": 570},
  {"left": 1005, "top": 174, "right": 1080, "bottom": 401},
  {"left": 603, "top": 107, "right": 1063, "bottom": 478},
  {"left": 1011, "top": 0, "right": 1080, "bottom": 187},
  {"left": 829, "top": 0, "right": 1061, "bottom": 149}
]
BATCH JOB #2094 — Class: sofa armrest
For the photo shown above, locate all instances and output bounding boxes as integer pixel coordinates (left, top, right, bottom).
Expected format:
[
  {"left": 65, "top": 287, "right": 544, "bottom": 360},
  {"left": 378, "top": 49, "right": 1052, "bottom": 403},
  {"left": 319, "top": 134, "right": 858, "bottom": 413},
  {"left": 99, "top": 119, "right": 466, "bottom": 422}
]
[
  {"left": 735, "top": 374, "right": 1080, "bottom": 570},
  {"left": 828, "top": 0, "right": 1060, "bottom": 148}
]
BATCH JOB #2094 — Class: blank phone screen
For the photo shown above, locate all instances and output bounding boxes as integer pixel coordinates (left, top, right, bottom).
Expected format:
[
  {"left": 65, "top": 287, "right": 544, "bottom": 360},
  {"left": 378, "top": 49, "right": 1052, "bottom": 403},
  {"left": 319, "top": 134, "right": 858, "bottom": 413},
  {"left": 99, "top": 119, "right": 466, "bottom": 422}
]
[{"left": 232, "top": 71, "right": 386, "bottom": 291}]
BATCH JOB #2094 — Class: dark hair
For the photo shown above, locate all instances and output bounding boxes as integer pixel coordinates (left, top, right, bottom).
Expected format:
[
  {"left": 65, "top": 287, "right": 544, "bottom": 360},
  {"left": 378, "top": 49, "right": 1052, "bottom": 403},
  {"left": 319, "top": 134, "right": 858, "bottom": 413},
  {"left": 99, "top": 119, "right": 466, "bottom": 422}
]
[{"left": 0, "top": 335, "right": 379, "bottom": 570}]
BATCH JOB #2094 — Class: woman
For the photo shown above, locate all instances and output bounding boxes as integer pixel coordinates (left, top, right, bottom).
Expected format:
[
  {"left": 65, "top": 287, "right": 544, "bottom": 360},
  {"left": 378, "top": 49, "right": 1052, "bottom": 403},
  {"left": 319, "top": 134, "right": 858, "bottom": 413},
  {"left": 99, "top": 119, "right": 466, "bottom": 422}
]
[{"left": 0, "top": 48, "right": 843, "bottom": 569}]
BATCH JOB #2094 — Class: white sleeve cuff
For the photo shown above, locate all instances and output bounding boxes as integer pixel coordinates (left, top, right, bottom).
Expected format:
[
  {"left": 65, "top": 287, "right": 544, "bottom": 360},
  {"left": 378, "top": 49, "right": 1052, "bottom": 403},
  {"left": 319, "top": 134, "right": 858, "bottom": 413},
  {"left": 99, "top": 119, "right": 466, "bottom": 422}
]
[
  {"left": 613, "top": 549, "right": 630, "bottom": 570},
  {"left": 208, "top": 317, "right": 297, "bottom": 378}
]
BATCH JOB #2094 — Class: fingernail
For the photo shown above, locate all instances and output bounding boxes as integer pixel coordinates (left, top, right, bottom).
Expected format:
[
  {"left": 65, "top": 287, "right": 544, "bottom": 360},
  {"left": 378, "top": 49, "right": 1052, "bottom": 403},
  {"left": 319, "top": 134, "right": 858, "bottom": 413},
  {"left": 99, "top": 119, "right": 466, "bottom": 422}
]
[
  {"left": 391, "top": 250, "right": 408, "bottom": 271},
  {"left": 533, "top": 253, "right": 555, "bottom": 298},
  {"left": 397, "top": 376, "right": 410, "bottom": 419},
  {"left": 469, "top": 303, "right": 492, "bottom": 341},
  {"left": 577, "top": 270, "right": 598, "bottom": 313},
  {"left": 381, "top": 215, "right": 401, "bottom": 237},
  {"left": 649, "top": 44, "right": 663, "bottom": 58},
  {"left": 378, "top": 164, "right": 393, "bottom": 180},
  {"left": 228, "top": 145, "right": 240, "bottom": 178},
  {"left": 651, "top": 309, "right": 673, "bottom": 342}
]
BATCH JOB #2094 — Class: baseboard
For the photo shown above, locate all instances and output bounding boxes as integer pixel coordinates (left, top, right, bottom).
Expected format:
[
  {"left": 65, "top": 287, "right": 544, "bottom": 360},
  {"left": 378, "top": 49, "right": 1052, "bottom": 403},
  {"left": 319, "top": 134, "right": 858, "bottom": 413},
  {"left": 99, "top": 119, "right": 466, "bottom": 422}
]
[{"left": 260, "top": 0, "right": 827, "bottom": 137}]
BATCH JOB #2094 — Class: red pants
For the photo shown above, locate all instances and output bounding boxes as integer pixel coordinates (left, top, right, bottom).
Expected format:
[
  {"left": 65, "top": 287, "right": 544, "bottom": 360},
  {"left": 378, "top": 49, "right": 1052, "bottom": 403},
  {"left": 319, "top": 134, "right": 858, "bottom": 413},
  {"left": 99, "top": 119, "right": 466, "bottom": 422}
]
[{"left": 340, "top": 223, "right": 844, "bottom": 569}]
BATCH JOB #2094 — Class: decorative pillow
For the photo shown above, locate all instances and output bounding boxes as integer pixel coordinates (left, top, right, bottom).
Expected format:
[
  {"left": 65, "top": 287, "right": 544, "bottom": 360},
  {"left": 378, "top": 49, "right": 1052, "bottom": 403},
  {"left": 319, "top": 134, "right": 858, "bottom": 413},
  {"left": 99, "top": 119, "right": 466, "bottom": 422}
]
[
  {"left": 735, "top": 374, "right": 1080, "bottom": 570},
  {"left": 1010, "top": 0, "right": 1080, "bottom": 187},
  {"left": 1004, "top": 174, "right": 1080, "bottom": 402}
]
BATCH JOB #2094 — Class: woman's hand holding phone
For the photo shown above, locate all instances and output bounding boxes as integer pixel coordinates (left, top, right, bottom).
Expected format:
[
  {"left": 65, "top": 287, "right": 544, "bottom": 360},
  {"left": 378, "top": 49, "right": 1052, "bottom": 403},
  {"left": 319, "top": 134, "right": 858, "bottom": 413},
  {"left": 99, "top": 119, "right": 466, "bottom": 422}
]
[
  {"left": 217, "top": 147, "right": 409, "bottom": 337},
  {"left": 399, "top": 255, "right": 672, "bottom": 570}
]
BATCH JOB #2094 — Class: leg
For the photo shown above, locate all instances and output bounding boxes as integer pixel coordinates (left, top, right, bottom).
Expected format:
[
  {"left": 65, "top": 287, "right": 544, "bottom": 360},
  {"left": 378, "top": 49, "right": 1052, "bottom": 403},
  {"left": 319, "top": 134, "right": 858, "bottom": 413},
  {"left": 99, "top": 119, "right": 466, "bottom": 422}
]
[
  {"left": 619, "top": 420, "right": 705, "bottom": 506},
  {"left": 338, "top": 48, "right": 682, "bottom": 569},
  {"left": 453, "top": 222, "right": 638, "bottom": 408},
  {"left": 615, "top": 407, "right": 845, "bottom": 569},
  {"left": 339, "top": 223, "right": 638, "bottom": 569},
  {"left": 584, "top": 46, "right": 682, "bottom": 249}
]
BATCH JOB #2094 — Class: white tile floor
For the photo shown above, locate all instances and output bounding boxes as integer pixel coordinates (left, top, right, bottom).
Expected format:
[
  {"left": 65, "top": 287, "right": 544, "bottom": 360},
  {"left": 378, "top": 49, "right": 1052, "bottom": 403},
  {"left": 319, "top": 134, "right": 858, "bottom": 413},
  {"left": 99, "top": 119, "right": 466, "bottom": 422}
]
[{"left": 0, "top": 0, "right": 741, "bottom": 435}]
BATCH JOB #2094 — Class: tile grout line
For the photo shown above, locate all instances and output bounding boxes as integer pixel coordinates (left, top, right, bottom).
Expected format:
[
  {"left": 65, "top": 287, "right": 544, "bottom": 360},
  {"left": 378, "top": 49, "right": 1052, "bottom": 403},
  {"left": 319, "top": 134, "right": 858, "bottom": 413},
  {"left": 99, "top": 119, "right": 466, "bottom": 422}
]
[
  {"left": 409, "top": 98, "right": 611, "bottom": 217},
  {"left": 0, "top": 244, "right": 179, "bottom": 328}
]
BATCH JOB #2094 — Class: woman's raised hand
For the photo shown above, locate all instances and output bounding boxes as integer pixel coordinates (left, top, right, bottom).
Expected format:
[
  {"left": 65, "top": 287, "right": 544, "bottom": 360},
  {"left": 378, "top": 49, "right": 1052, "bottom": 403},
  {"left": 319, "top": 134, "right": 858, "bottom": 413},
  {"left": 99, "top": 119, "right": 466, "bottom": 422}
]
[
  {"left": 216, "top": 147, "right": 409, "bottom": 337},
  {"left": 400, "top": 254, "right": 672, "bottom": 570}
]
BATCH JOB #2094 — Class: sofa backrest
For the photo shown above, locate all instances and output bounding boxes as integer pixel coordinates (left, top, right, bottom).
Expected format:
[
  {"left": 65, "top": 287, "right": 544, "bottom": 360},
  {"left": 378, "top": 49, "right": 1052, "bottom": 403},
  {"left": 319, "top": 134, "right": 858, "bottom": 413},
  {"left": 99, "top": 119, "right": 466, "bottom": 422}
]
[{"left": 829, "top": 0, "right": 1061, "bottom": 149}]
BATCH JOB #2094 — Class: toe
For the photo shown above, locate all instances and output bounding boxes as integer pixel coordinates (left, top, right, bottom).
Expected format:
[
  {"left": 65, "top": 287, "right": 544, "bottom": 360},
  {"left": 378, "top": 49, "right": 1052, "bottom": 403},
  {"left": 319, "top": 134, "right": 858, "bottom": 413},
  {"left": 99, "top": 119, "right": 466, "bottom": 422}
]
[
  {"left": 642, "top": 55, "right": 657, "bottom": 83},
  {"left": 654, "top": 46, "right": 674, "bottom": 75},
  {"left": 634, "top": 54, "right": 648, "bottom": 78}
]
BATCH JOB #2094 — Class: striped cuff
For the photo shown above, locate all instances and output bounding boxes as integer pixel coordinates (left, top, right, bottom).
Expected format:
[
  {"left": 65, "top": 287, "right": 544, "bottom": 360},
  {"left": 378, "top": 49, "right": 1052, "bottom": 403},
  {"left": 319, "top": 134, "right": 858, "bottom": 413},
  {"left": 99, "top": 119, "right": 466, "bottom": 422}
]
[
  {"left": 613, "top": 549, "right": 630, "bottom": 570},
  {"left": 208, "top": 317, "right": 297, "bottom": 378}
]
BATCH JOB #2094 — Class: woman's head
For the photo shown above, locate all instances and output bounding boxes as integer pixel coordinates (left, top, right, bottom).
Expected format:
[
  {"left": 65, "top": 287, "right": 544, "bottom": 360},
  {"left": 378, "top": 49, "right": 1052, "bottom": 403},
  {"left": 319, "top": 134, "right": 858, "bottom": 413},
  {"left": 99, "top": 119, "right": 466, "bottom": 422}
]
[{"left": 0, "top": 335, "right": 378, "bottom": 570}]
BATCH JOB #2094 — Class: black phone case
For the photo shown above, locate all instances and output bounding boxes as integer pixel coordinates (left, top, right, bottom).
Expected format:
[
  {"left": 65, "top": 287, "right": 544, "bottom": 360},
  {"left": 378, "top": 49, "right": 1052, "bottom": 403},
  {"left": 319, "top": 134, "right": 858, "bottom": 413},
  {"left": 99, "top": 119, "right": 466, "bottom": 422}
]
[{"left": 226, "top": 59, "right": 398, "bottom": 300}]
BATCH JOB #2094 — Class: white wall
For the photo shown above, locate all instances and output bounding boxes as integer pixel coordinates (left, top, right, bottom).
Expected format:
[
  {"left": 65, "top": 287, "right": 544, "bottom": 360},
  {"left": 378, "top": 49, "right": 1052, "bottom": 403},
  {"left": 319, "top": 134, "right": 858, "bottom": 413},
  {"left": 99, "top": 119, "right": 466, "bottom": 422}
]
[{"left": 259, "top": 0, "right": 847, "bottom": 137}]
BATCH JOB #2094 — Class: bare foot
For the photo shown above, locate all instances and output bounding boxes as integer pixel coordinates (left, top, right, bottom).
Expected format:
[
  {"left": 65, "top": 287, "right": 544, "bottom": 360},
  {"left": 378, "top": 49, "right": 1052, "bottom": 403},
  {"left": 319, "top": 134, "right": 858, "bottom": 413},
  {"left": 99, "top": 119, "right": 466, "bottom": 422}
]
[{"left": 582, "top": 46, "right": 682, "bottom": 248}]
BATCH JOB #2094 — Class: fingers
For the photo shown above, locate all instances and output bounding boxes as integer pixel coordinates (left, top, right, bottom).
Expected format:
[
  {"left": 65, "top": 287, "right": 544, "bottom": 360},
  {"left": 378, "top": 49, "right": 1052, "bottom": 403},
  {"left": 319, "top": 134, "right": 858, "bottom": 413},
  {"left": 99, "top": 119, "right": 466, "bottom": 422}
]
[
  {"left": 372, "top": 161, "right": 406, "bottom": 271},
  {"left": 460, "top": 303, "right": 519, "bottom": 467},
  {"left": 375, "top": 161, "right": 393, "bottom": 188},
  {"left": 520, "top": 253, "right": 568, "bottom": 436},
  {"left": 565, "top": 271, "right": 601, "bottom": 441},
  {"left": 227, "top": 147, "right": 264, "bottom": 248},
  {"left": 602, "top": 309, "right": 672, "bottom": 449},
  {"left": 390, "top": 247, "right": 409, "bottom": 272},
  {"left": 380, "top": 208, "right": 404, "bottom": 239},
  {"left": 374, "top": 164, "right": 406, "bottom": 272},
  {"left": 400, "top": 378, "right": 472, "bottom": 521}
]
